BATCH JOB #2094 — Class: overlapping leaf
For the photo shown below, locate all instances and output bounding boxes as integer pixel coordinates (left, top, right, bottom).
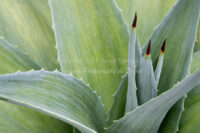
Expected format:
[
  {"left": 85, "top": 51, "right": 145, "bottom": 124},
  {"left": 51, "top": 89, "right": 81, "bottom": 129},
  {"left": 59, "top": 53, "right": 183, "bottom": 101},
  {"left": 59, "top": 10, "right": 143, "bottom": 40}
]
[
  {"left": 136, "top": 55, "right": 157, "bottom": 105},
  {"left": 49, "top": 0, "right": 129, "bottom": 109},
  {"left": 105, "top": 70, "right": 200, "bottom": 133},
  {"left": 179, "top": 51, "right": 200, "bottom": 133},
  {"left": 0, "top": 38, "right": 72, "bottom": 133},
  {"left": 0, "top": 101, "right": 72, "bottom": 133},
  {"left": 0, "top": 38, "right": 40, "bottom": 74},
  {"left": 0, "top": 70, "right": 106, "bottom": 133},
  {"left": 126, "top": 26, "right": 138, "bottom": 112},
  {"left": 0, "top": 0, "right": 59, "bottom": 70},
  {"left": 116, "top": 0, "right": 177, "bottom": 44},
  {"left": 106, "top": 74, "right": 128, "bottom": 126},
  {"left": 140, "top": 0, "right": 200, "bottom": 132}
]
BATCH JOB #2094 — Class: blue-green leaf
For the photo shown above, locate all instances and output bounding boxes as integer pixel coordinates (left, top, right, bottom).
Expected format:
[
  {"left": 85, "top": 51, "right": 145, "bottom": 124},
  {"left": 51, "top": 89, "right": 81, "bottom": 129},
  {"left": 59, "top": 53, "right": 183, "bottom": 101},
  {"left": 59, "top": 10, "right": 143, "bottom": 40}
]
[
  {"left": 126, "top": 25, "right": 138, "bottom": 113},
  {"left": 141, "top": 0, "right": 200, "bottom": 132},
  {"left": 105, "top": 70, "right": 200, "bottom": 133},
  {"left": 0, "top": 70, "right": 106, "bottom": 133}
]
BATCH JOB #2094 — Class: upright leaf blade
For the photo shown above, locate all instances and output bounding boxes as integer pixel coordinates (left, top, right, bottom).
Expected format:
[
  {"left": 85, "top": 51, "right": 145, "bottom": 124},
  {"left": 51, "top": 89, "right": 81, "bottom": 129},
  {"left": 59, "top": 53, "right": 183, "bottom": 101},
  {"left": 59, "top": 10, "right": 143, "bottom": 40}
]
[
  {"left": 105, "top": 70, "right": 200, "bottom": 133},
  {"left": 0, "top": 0, "right": 59, "bottom": 70},
  {"left": 137, "top": 42, "right": 157, "bottom": 105},
  {"left": 116, "top": 0, "right": 177, "bottom": 44},
  {"left": 106, "top": 74, "right": 128, "bottom": 126},
  {"left": 126, "top": 16, "right": 138, "bottom": 112},
  {"left": 0, "top": 70, "right": 106, "bottom": 133},
  {"left": 155, "top": 40, "right": 166, "bottom": 84},
  {"left": 49, "top": 0, "right": 129, "bottom": 109},
  {"left": 141, "top": 0, "right": 200, "bottom": 132},
  {"left": 135, "top": 35, "right": 142, "bottom": 67}
]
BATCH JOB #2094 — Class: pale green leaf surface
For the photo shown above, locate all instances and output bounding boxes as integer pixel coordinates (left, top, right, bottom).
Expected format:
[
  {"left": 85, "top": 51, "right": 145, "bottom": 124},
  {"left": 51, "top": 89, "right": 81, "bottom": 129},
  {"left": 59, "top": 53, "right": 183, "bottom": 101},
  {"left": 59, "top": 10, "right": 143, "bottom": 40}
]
[
  {"left": 140, "top": 0, "right": 200, "bottom": 132},
  {"left": 116, "top": 0, "right": 177, "bottom": 45},
  {"left": 0, "top": 38, "right": 40, "bottom": 74},
  {"left": 0, "top": 0, "right": 59, "bottom": 70},
  {"left": 179, "top": 85, "right": 200, "bottom": 133},
  {"left": 0, "top": 39, "right": 72, "bottom": 133},
  {"left": 0, "top": 101, "right": 72, "bottom": 133},
  {"left": 106, "top": 74, "right": 128, "bottom": 127},
  {"left": 136, "top": 56, "right": 157, "bottom": 105},
  {"left": 49, "top": 0, "right": 129, "bottom": 110},
  {"left": 105, "top": 70, "right": 200, "bottom": 133},
  {"left": 179, "top": 51, "right": 200, "bottom": 133},
  {"left": 191, "top": 51, "right": 200, "bottom": 74},
  {"left": 126, "top": 28, "right": 138, "bottom": 113},
  {"left": 0, "top": 70, "right": 106, "bottom": 133},
  {"left": 194, "top": 21, "right": 200, "bottom": 52}
]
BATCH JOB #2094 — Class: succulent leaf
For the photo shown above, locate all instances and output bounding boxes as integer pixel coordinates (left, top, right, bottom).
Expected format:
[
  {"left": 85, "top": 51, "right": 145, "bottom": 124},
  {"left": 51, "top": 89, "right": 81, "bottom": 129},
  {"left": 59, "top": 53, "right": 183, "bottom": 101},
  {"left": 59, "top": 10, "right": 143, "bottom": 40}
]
[
  {"left": 126, "top": 15, "right": 138, "bottom": 113},
  {"left": 135, "top": 35, "right": 142, "bottom": 67},
  {"left": 0, "top": 38, "right": 72, "bottom": 132},
  {"left": 179, "top": 51, "right": 200, "bottom": 132},
  {"left": 106, "top": 74, "right": 128, "bottom": 127},
  {"left": 141, "top": 0, "right": 200, "bottom": 132},
  {"left": 105, "top": 70, "right": 200, "bottom": 133},
  {"left": 0, "top": 101, "right": 72, "bottom": 133},
  {"left": 49, "top": 0, "right": 129, "bottom": 110},
  {"left": 0, "top": 70, "right": 106, "bottom": 133},
  {"left": 136, "top": 43, "right": 157, "bottom": 105},
  {"left": 0, "top": 38, "right": 40, "bottom": 74},
  {"left": 0, "top": 0, "right": 59, "bottom": 70},
  {"left": 155, "top": 40, "right": 166, "bottom": 84}
]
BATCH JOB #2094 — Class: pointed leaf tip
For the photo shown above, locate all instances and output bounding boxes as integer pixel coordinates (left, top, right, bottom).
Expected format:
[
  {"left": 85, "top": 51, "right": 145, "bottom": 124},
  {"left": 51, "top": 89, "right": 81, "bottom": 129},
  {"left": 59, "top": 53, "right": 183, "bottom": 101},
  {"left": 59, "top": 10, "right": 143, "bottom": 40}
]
[
  {"left": 146, "top": 40, "right": 151, "bottom": 56},
  {"left": 132, "top": 13, "right": 137, "bottom": 28},
  {"left": 161, "top": 39, "right": 166, "bottom": 53}
]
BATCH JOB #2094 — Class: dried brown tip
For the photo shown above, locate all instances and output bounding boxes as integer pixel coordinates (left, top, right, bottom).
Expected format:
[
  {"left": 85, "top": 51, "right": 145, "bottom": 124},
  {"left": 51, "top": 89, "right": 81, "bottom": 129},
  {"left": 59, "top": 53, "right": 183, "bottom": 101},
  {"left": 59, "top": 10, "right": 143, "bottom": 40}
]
[
  {"left": 161, "top": 39, "right": 166, "bottom": 54},
  {"left": 132, "top": 13, "right": 137, "bottom": 28},
  {"left": 146, "top": 40, "right": 151, "bottom": 57}
]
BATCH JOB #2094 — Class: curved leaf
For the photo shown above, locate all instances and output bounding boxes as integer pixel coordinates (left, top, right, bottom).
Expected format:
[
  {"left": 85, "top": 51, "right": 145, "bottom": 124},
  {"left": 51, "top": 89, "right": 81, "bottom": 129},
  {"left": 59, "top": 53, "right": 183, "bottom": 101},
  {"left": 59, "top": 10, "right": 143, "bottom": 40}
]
[
  {"left": 0, "top": 70, "right": 106, "bottom": 133},
  {"left": 126, "top": 27, "right": 138, "bottom": 113},
  {"left": 105, "top": 70, "right": 200, "bottom": 133},
  {"left": 141, "top": 0, "right": 200, "bottom": 132},
  {"left": 49, "top": 0, "right": 129, "bottom": 110},
  {"left": 179, "top": 51, "right": 200, "bottom": 132},
  {"left": 0, "top": 101, "right": 72, "bottom": 133},
  {"left": 0, "top": 0, "right": 59, "bottom": 70},
  {"left": 116, "top": 0, "right": 177, "bottom": 44},
  {"left": 0, "top": 38, "right": 72, "bottom": 132}
]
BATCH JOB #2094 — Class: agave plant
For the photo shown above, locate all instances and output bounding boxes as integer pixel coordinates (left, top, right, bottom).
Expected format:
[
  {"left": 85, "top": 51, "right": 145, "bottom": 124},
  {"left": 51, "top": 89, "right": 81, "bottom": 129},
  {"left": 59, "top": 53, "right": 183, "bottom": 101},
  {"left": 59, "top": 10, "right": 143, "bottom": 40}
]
[{"left": 0, "top": 0, "right": 200, "bottom": 133}]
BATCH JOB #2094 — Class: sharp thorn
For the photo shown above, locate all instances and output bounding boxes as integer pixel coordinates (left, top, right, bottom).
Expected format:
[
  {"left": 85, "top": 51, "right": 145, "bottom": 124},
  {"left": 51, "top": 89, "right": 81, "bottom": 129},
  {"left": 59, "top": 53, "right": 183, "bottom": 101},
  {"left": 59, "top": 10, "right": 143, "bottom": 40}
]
[
  {"left": 161, "top": 39, "right": 166, "bottom": 53},
  {"left": 146, "top": 40, "right": 151, "bottom": 56},
  {"left": 132, "top": 12, "right": 137, "bottom": 28}
]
